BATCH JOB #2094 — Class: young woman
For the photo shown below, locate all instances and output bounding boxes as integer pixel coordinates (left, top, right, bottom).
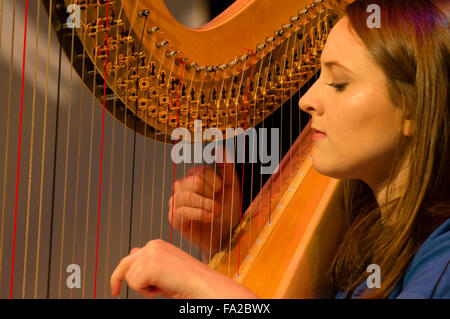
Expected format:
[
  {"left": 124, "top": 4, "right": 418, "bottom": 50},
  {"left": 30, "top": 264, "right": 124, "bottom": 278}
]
[{"left": 110, "top": 0, "right": 449, "bottom": 299}]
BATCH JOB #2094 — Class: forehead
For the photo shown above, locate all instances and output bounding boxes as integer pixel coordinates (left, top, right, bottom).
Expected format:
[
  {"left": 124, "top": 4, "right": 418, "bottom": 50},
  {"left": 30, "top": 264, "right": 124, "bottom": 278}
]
[{"left": 321, "top": 17, "right": 372, "bottom": 71}]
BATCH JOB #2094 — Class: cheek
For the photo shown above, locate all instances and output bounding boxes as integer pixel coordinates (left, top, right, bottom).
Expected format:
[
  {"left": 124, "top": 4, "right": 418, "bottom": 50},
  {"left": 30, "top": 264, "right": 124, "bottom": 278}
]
[{"left": 312, "top": 90, "right": 401, "bottom": 179}]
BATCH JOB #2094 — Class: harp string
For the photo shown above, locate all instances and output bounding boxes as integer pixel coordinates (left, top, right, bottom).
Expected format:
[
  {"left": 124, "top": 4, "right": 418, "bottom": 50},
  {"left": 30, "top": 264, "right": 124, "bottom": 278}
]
[
  {"left": 289, "top": 20, "right": 299, "bottom": 182},
  {"left": 81, "top": 1, "right": 101, "bottom": 299},
  {"left": 141, "top": 9, "right": 157, "bottom": 270},
  {"left": 93, "top": 0, "right": 113, "bottom": 299},
  {"left": 10, "top": 0, "right": 29, "bottom": 298},
  {"left": 126, "top": 0, "right": 148, "bottom": 299},
  {"left": 237, "top": 50, "right": 258, "bottom": 275},
  {"left": 160, "top": 58, "right": 175, "bottom": 242},
  {"left": 169, "top": 58, "right": 186, "bottom": 245},
  {"left": 178, "top": 65, "right": 196, "bottom": 252},
  {"left": 276, "top": 34, "right": 292, "bottom": 227},
  {"left": 104, "top": 0, "right": 127, "bottom": 298},
  {"left": 149, "top": 102, "right": 160, "bottom": 244},
  {"left": 154, "top": 52, "right": 175, "bottom": 302},
  {"left": 34, "top": 0, "right": 52, "bottom": 299},
  {"left": 117, "top": 0, "right": 140, "bottom": 299},
  {"left": 213, "top": 66, "right": 229, "bottom": 258},
  {"left": 154, "top": 49, "right": 167, "bottom": 253},
  {"left": 298, "top": 21, "right": 307, "bottom": 158},
  {"left": 138, "top": 11, "right": 157, "bottom": 258},
  {"left": 22, "top": 0, "right": 41, "bottom": 299},
  {"left": 118, "top": 4, "right": 128, "bottom": 299},
  {"left": 205, "top": 67, "right": 218, "bottom": 263},
  {"left": 190, "top": 70, "right": 206, "bottom": 259},
  {"left": 227, "top": 57, "right": 247, "bottom": 277},
  {"left": 258, "top": 42, "right": 275, "bottom": 237},
  {"left": 46, "top": 0, "right": 65, "bottom": 298},
  {"left": 135, "top": 9, "right": 151, "bottom": 276},
  {"left": 0, "top": 0, "right": 15, "bottom": 287},
  {"left": 208, "top": 62, "right": 235, "bottom": 262},
  {"left": 158, "top": 59, "right": 173, "bottom": 244},
  {"left": 296, "top": 22, "right": 306, "bottom": 176},
  {"left": 218, "top": 58, "right": 239, "bottom": 256},
  {"left": 236, "top": 52, "right": 253, "bottom": 271},
  {"left": 71, "top": 1, "right": 88, "bottom": 299},
  {"left": 114, "top": 0, "right": 142, "bottom": 299},
  {"left": 149, "top": 37, "right": 174, "bottom": 250},
  {"left": 247, "top": 52, "right": 264, "bottom": 253},
  {"left": 208, "top": 73, "right": 224, "bottom": 262},
  {"left": 57, "top": 5, "right": 76, "bottom": 298},
  {"left": 253, "top": 44, "right": 275, "bottom": 250}
]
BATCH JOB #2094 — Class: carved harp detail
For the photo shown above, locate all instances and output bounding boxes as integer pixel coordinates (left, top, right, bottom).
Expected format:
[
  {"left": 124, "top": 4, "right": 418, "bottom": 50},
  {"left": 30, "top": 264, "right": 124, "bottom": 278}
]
[
  {"left": 45, "top": 0, "right": 349, "bottom": 142},
  {"left": 1, "top": 0, "right": 352, "bottom": 299}
]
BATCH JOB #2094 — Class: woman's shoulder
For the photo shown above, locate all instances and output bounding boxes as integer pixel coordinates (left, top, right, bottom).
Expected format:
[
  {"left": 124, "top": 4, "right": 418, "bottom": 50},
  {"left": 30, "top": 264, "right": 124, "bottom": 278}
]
[{"left": 391, "top": 218, "right": 450, "bottom": 299}]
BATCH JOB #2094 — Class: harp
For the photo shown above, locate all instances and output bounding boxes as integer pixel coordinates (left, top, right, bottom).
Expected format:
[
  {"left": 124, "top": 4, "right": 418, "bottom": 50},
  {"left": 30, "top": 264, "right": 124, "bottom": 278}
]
[{"left": 0, "top": 0, "right": 351, "bottom": 299}]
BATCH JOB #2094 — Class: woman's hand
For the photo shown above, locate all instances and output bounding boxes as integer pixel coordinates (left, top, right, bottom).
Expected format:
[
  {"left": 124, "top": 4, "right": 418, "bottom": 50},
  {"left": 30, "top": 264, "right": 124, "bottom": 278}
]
[
  {"left": 168, "top": 151, "right": 242, "bottom": 260},
  {"left": 110, "top": 239, "right": 258, "bottom": 299}
]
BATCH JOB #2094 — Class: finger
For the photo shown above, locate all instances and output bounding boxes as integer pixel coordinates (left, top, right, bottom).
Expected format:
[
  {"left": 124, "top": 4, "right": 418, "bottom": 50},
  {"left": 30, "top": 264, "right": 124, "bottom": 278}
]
[
  {"left": 171, "top": 206, "right": 217, "bottom": 223},
  {"left": 110, "top": 253, "right": 139, "bottom": 296},
  {"left": 173, "top": 192, "right": 221, "bottom": 214},
  {"left": 124, "top": 260, "right": 161, "bottom": 299},
  {"left": 175, "top": 166, "right": 223, "bottom": 196},
  {"left": 130, "top": 247, "right": 141, "bottom": 255}
]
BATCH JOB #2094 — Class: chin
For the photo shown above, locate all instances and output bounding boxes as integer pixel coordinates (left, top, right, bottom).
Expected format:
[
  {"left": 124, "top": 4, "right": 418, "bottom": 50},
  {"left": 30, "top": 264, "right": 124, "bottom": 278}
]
[{"left": 311, "top": 154, "right": 351, "bottom": 180}]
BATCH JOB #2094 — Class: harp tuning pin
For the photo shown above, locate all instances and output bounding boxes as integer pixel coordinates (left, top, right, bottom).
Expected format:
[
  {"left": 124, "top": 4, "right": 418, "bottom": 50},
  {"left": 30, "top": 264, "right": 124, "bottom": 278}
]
[
  {"left": 138, "top": 10, "right": 150, "bottom": 17},
  {"left": 314, "top": 0, "right": 324, "bottom": 3},
  {"left": 256, "top": 43, "right": 266, "bottom": 50},
  {"left": 229, "top": 59, "right": 239, "bottom": 67},
  {"left": 238, "top": 55, "right": 249, "bottom": 62},
  {"left": 274, "top": 30, "right": 285, "bottom": 37},
  {"left": 156, "top": 41, "right": 169, "bottom": 48},
  {"left": 265, "top": 37, "right": 275, "bottom": 44},
  {"left": 207, "top": 65, "right": 218, "bottom": 72},
  {"left": 290, "top": 16, "right": 300, "bottom": 23},
  {"left": 176, "top": 57, "right": 188, "bottom": 65},
  {"left": 185, "top": 62, "right": 197, "bottom": 70},
  {"left": 282, "top": 23, "right": 293, "bottom": 30},
  {"left": 218, "top": 64, "right": 229, "bottom": 71},
  {"left": 196, "top": 65, "right": 208, "bottom": 72},
  {"left": 305, "top": 4, "right": 311, "bottom": 10},
  {"left": 147, "top": 26, "right": 159, "bottom": 34},
  {"left": 298, "top": 9, "right": 308, "bottom": 16},
  {"left": 165, "top": 50, "right": 178, "bottom": 57}
]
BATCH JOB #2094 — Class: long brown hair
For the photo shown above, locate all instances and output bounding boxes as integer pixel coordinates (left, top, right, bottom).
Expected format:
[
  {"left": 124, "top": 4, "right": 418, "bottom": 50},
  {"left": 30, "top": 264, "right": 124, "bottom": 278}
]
[{"left": 328, "top": 0, "right": 450, "bottom": 298}]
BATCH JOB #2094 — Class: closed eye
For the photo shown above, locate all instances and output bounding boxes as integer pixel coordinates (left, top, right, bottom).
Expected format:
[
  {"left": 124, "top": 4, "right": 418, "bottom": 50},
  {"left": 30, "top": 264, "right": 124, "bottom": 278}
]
[{"left": 327, "top": 82, "right": 348, "bottom": 91}]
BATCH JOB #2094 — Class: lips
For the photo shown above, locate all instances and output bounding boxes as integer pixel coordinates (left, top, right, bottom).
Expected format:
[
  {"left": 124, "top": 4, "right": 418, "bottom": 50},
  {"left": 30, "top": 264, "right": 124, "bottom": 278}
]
[{"left": 312, "top": 128, "right": 326, "bottom": 135}]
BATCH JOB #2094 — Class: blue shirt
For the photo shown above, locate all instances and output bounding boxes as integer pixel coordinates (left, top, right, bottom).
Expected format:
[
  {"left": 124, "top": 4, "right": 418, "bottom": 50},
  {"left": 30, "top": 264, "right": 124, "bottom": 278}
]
[{"left": 335, "top": 218, "right": 450, "bottom": 299}]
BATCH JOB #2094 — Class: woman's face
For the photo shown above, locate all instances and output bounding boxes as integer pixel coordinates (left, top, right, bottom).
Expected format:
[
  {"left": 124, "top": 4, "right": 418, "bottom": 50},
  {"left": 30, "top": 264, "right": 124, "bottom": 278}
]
[{"left": 299, "top": 17, "right": 407, "bottom": 188}]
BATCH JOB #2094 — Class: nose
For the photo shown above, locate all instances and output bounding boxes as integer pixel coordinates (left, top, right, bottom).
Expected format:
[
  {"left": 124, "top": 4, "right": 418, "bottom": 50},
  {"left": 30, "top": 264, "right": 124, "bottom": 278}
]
[{"left": 298, "top": 82, "right": 324, "bottom": 116}]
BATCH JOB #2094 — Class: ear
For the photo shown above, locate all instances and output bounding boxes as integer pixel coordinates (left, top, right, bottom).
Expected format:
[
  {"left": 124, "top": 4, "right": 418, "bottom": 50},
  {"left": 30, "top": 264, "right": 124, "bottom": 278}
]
[{"left": 403, "top": 118, "right": 414, "bottom": 137}]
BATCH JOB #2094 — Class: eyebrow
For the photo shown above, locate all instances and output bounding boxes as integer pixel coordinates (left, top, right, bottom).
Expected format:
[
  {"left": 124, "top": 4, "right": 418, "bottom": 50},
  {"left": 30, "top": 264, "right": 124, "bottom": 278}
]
[{"left": 322, "top": 60, "right": 355, "bottom": 75}]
